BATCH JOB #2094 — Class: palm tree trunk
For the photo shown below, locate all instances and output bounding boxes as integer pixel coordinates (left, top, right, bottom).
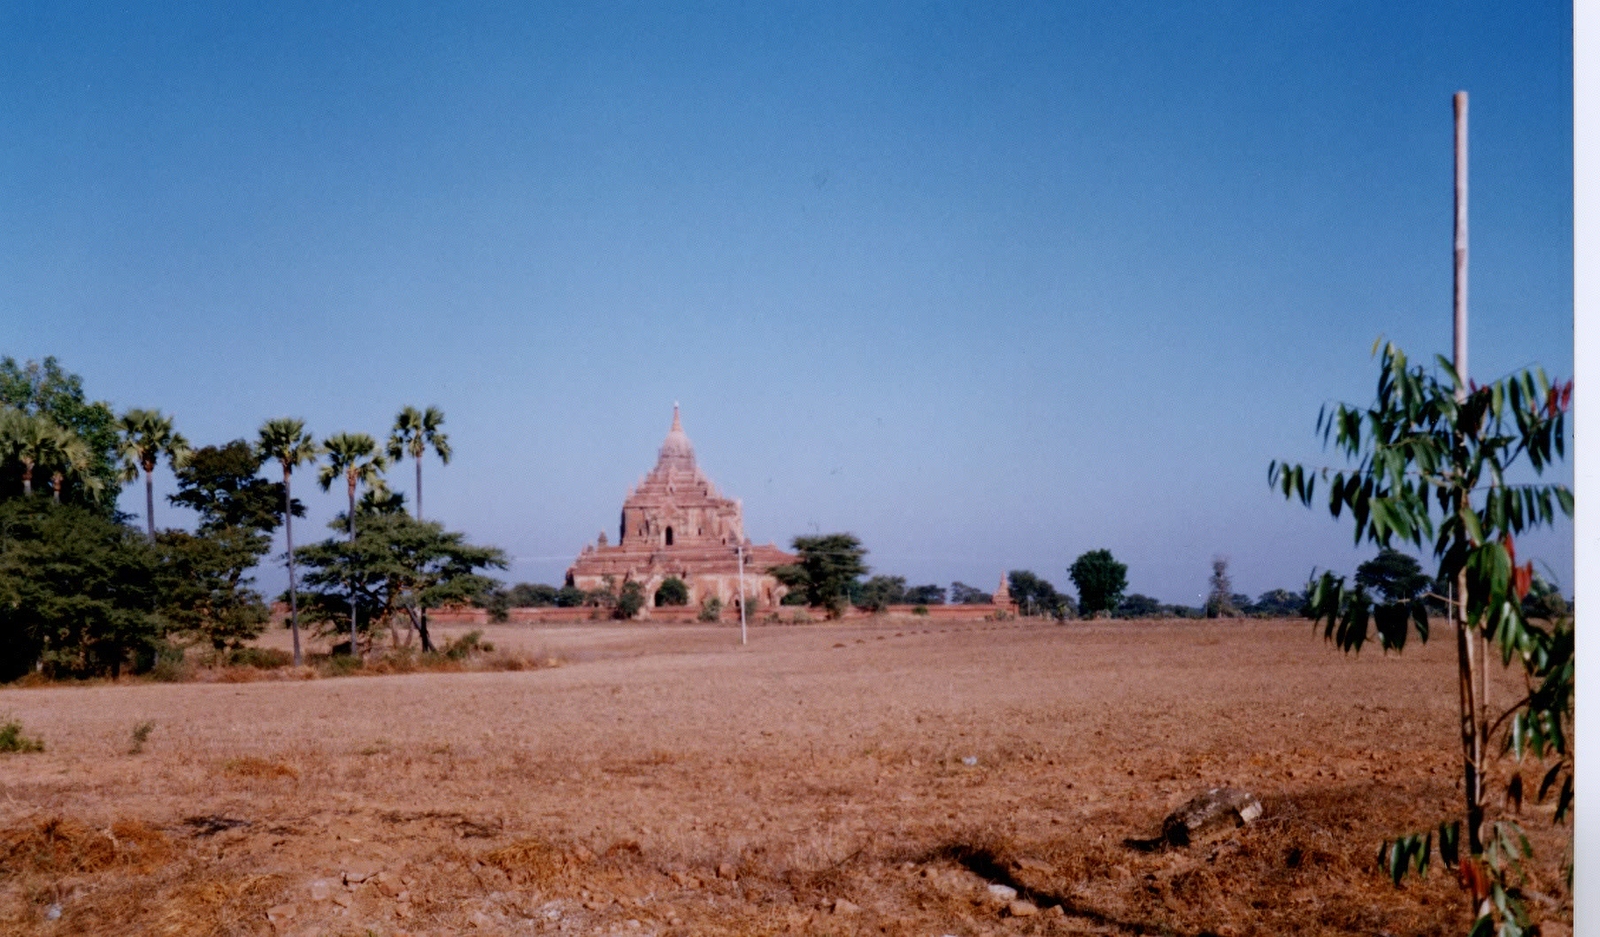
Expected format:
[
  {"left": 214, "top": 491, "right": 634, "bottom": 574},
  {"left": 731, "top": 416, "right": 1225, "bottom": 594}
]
[
  {"left": 415, "top": 452, "right": 429, "bottom": 649},
  {"left": 348, "top": 479, "right": 358, "bottom": 657},
  {"left": 285, "top": 467, "right": 302, "bottom": 667},
  {"left": 144, "top": 469, "right": 155, "bottom": 538},
  {"left": 21, "top": 464, "right": 32, "bottom": 497},
  {"left": 51, "top": 474, "right": 62, "bottom": 503}
]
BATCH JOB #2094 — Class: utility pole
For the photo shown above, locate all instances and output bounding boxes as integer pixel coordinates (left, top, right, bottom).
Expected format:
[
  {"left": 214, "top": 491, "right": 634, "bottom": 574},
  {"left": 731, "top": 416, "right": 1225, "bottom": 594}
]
[{"left": 737, "top": 543, "right": 748, "bottom": 646}]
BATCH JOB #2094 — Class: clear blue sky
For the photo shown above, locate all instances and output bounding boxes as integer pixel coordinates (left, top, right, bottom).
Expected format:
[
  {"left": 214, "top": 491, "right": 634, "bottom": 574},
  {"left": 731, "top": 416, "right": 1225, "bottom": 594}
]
[{"left": 0, "top": 2, "right": 1573, "bottom": 604}]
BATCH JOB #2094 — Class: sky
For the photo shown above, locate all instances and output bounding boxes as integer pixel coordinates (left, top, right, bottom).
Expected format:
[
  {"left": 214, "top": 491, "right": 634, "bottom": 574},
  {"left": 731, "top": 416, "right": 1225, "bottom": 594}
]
[{"left": 0, "top": 1, "right": 1575, "bottom": 605}]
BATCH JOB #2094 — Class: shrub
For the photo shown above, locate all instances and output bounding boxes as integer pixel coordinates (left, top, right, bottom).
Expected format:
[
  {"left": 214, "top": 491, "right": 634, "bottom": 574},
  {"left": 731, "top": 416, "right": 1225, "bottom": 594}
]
[
  {"left": 912, "top": 605, "right": 929, "bottom": 616},
  {"left": 0, "top": 719, "right": 44, "bottom": 753},
  {"left": 655, "top": 577, "right": 689, "bottom": 607},
  {"left": 441, "top": 630, "right": 494, "bottom": 660},
  {"left": 128, "top": 721, "right": 155, "bottom": 754},
  {"left": 698, "top": 596, "right": 723, "bottom": 622},
  {"left": 228, "top": 647, "right": 292, "bottom": 669}
]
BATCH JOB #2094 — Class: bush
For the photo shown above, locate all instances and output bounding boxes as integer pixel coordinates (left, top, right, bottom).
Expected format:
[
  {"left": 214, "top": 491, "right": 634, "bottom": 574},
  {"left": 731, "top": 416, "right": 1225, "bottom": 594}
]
[
  {"left": 317, "top": 654, "right": 363, "bottom": 677},
  {"left": 441, "top": 630, "right": 495, "bottom": 660},
  {"left": 0, "top": 719, "right": 44, "bottom": 753},
  {"left": 655, "top": 577, "right": 689, "bottom": 607},
  {"left": 912, "top": 605, "right": 929, "bottom": 616},
  {"left": 698, "top": 596, "right": 723, "bottom": 622},
  {"left": 228, "top": 647, "right": 293, "bottom": 669}
]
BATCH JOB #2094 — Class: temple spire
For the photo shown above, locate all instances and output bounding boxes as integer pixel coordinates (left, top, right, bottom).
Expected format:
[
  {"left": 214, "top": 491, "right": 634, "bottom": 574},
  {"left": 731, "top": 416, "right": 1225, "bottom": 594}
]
[{"left": 671, "top": 402, "right": 681, "bottom": 432}]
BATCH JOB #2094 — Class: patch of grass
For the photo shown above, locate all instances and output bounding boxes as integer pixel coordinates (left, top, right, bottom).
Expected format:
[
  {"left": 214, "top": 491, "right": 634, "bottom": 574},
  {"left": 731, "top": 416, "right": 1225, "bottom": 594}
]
[
  {"left": 222, "top": 756, "right": 299, "bottom": 780},
  {"left": 0, "top": 719, "right": 43, "bottom": 753},
  {"left": 128, "top": 721, "right": 155, "bottom": 755},
  {"left": 0, "top": 816, "right": 170, "bottom": 876}
]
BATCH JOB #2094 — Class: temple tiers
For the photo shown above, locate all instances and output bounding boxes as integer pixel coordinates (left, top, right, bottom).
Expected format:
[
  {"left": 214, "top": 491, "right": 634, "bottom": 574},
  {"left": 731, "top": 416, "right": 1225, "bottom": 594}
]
[{"left": 566, "top": 406, "right": 796, "bottom": 617}]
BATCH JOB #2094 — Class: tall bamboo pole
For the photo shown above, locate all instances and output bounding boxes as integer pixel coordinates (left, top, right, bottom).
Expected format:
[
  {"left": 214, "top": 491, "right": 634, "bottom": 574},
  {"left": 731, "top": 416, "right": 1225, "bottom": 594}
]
[{"left": 1452, "top": 90, "right": 1487, "bottom": 863}]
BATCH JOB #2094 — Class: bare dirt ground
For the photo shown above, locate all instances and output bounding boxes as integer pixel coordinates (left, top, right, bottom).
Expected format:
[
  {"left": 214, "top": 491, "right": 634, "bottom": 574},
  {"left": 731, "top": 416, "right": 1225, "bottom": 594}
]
[{"left": 0, "top": 617, "right": 1571, "bottom": 936}]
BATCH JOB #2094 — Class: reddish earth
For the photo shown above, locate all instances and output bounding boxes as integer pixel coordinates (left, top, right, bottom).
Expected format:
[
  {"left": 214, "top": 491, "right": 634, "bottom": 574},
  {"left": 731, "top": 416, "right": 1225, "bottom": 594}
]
[{"left": 0, "top": 616, "right": 1571, "bottom": 935}]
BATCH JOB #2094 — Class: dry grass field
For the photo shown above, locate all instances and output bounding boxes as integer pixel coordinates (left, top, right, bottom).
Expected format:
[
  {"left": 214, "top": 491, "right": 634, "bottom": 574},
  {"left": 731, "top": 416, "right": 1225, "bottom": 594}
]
[{"left": 0, "top": 616, "right": 1571, "bottom": 936}]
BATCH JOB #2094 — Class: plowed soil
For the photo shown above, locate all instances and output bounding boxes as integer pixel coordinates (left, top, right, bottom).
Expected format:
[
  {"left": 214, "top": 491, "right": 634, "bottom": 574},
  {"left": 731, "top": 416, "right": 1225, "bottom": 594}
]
[{"left": 0, "top": 617, "right": 1571, "bottom": 935}]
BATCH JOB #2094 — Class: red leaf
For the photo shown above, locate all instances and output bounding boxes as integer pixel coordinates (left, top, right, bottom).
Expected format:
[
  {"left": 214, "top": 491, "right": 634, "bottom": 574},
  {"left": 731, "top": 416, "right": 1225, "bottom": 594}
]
[
  {"left": 1514, "top": 563, "right": 1533, "bottom": 601},
  {"left": 1504, "top": 533, "right": 1516, "bottom": 567}
]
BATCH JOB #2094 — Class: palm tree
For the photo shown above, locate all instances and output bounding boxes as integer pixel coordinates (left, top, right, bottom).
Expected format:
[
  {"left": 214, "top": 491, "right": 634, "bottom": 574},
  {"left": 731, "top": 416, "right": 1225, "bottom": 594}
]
[
  {"left": 47, "top": 427, "right": 99, "bottom": 504},
  {"left": 1, "top": 409, "right": 54, "bottom": 497},
  {"left": 319, "top": 432, "right": 387, "bottom": 655},
  {"left": 117, "top": 408, "right": 191, "bottom": 538},
  {"left": 386, "top": 405, "right": 451, "bottom": 521},
  {"left": 257, "top": 418, "right": 322, "bottom": 667}
]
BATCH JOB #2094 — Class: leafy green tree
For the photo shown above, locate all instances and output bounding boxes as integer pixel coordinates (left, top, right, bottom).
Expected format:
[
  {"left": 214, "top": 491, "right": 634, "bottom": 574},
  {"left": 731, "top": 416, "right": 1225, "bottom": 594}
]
[
  {"left": 0, "top": 357, "right": 120, "bottom": 510},
  {"left": 615, "top": 580, "right": 645, "bottom": 620},
  {"left": 318, "top": 433, "right": 388, "bottom": 654},
  {"left": 1115, "top": 593, "right": 1163, "bottom": 618},
  {"left": 769, "top": 533, "right": 869, "bottom": 619},
  {"left": 655, "top": 576, "right": 689, "bottom": 607},
  {"left": 556, "top": 584, "right": 589, "bottom": 607},
  {"left": 1354, "top": 548, "right": 1433, "bottom": 605},
  {"left": 949, "top": 581, "right": 992, "bottom": 605},
  {"left": 296, "top": 511, "right": 506, "bottom": 653},
  {"left": 152, "top": 529, "right": 270, "bottom": 651},
  {"left": 1008, "top": 570, "right": 1068, "bottom": 618},
  {"left": 1205, "top": 558, "right": 1238, "bottom": 618},
  {"left": 1250, "top": 589, "right": 1306, "bottom": 617},
  {"left": 1069, "top": 549, "right": 1127, "bottom": 617},
  {"left": 387, "top": 406, "right": 450, "bottom": 521},
  {"left": 256, "top": 418, "right": 321, "bottom": 667},
  {"left": 171, "top": 441, "right": 301, "bottom": 534},
  {"left": 159, "top": 440, "right": 302, "bottom": 653},
  {"left": 509, "top": 583, "right": 562, "bottom": 607},
  {"left": 1271, "top": 343, "right": 1571, "bottom": 927},
  {"left": 117, "top": 408, "right": 191, "bottom": 538},
  {"left": 858, "top": 575, "right": 906, "bottom": 612},
  {"left": 0, "top": 499, "right": 160, "bottom": 680},
  {"left": 904, "top": 584, "right": 945, "bottom": 605}
]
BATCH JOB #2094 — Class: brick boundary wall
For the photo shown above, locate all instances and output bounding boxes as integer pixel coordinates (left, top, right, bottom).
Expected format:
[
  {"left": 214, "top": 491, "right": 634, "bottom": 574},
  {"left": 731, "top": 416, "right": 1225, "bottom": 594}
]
[{"left": 272, "top": 602, "right": 1022, "bottom": 627}]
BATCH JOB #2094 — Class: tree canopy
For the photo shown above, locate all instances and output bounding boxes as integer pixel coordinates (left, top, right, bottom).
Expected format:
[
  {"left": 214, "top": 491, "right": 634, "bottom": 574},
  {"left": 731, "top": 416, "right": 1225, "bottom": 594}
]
[
  {"left": 295, "top": 510, "right": 506, "bottom": 653},
  {"left": 1069, "top": 549, "right": 1127, "bottom": 617},
  {"left": 769, "top": 533, "right": 869, "bottom": 618}
]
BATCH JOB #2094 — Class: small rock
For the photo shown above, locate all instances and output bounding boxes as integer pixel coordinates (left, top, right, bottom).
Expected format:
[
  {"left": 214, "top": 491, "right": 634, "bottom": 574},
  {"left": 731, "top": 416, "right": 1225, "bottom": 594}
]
[
  {"left": 986, "top": 883, "right": 1018, "bottom": 902},
  {"left": 669, "top": 870, "right": 690, "bottom": 886},
  {"left": 265, "top": 904, "right": 297, "bottom": 924},
  {"left": 1014, "top": 857, "right": 1054, "bottom": 873},
  {"left": 1008, "top": 900, "right": 1038, "bottom": 917},
  {"left": 962, "top": 756, "right": 978, "bottom": 766},
  {"left": 331, "top": 892, "right": 352, "bottom": 908},
  {"left": 309, "top": 880, "right": 333, "bottom": 901},
  {"left": 717, "top": 862, "right": 737, "bottom": 880},
  {"left": 469, "top": 910, "right": 494, "bottom": 928},
  {"left": 1045, "top": 904, "right": 1065, "bottom": 917},
  {"left": 45, "top": 904, "right": 62, "bottom": 921},
  {"left": 571, "top": 845, "right": 594, "bottom": 863},
  {"left": 1161, "top": 788, "right": 1263, "bottom": 847},
  {"left": 375, "top": 871, "right": 402, "bottom": 897},
  {"left": 832, "top": 898, "right": 861, "bottom": 915}
]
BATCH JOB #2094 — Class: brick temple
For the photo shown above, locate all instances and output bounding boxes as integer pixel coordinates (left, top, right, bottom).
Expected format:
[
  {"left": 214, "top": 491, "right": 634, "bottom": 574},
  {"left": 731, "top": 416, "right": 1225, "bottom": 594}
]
[{"left": 565, "top": 406, "right": 796, "bottom": 618}]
